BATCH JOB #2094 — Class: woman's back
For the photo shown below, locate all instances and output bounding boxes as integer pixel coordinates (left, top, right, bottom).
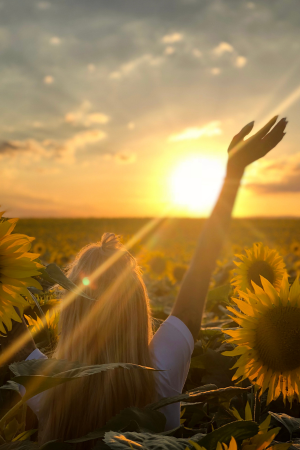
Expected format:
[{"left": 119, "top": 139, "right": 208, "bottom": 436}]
[{"left": 39, "top": 234, "right": 156, "bottom": 446}]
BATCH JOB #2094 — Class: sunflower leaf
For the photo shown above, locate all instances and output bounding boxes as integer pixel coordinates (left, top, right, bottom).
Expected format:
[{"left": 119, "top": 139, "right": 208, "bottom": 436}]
[
  {"left": 66, "top": 407, "right": 166, "bottom": 443},
  {"left": 196, "top": 420, "right": 259, "bottom": 450},
  {"left": 9, "top": 359, "right": 160, "bottom": 402},
  {"left": 146, "top": 385, "right": 251, "bottom": 410},
  {"left": 0, "top": 441, "right": 39, "bottom": 450},
  {"left": 104, "top": 431, "right": 198, "bottom": 449},
  {"left": 43, "top": 264, "right": 95, "bottom": 301},
  {"left": 269, "top": 412, "right": 300, "bottom": 437},
  {"left": 104, "top": 421, "right": 258, "bottom": 450}
]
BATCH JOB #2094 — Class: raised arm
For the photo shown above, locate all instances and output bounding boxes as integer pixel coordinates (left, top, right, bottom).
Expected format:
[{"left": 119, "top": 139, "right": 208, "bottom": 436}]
[{"left": 172, "top": 116, "right": 287, "bottom": 340}]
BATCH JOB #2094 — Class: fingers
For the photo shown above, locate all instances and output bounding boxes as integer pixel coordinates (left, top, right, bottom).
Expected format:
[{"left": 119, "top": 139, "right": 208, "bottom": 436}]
[
  {"left": 261, "top": 118, "right": 288, "bottom": 153},
  {"left": 228, "top": 121, "right": 255, "bottom": 152},
  {"left": 252, "top": 115, "right": 279, "bottom": 140}
]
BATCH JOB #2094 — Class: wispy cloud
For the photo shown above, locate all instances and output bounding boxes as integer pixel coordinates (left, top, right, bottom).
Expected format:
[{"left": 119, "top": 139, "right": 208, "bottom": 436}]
[
  {"left": 44, "top": 75, "right": 54, "bottom": 84},
  {"left": 235, "top": 56, "right": 247, "bottom": 68},
  {"left": 246, "top": 154, "right": 300, "bottom": 194},
  {"left": 164, "top": 46, "right": 175, "bottom": 55},
  {"left": 0, "top": 139, "right": 47, "bottom": 159},
  {"left": 161, "top": 32, "right": 183, "bottom": 44},
  {"left": 49, "top": 36, "right": 61, "bottom": 45},
  {"left": 213, "top": 42, "right": 234, "bottom": 56},
  {"left": 36, "top": 1, "right": 51, "bottom": 9},
  {"left": 109, "top": 54, "right": 162, "bottom": 80},
  {"left": 192, "top": 48, "right": 202, "bottom": 58},
  {"left": 114, "top": 152, "right": 136, "bottom": 164},
  {"left": 211, "top": 67, "right": 221, "bottom": 75},
  {"left": 65, "top": 101, "right": 110, "bottom": 127},
  {"left": 0, "top": 130, "right": 107, "bottom": 164},
  {"left": 168, "top": 121, "right": 222, "bottom": 142},
  {"left": 87, "top": 64, "right": 96, "bottom": 73},
  {"left": 127, "top": 122, "right": 135, "bottom": 130}
]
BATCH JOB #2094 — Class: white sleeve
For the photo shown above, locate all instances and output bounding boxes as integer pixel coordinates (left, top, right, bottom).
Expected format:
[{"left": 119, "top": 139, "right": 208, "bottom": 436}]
[
  {"left": 149, "top": 315, "right": 194, "bottom": 393},
  {"left": 18, "top": 348, "right": 48, "bottom": 418}
]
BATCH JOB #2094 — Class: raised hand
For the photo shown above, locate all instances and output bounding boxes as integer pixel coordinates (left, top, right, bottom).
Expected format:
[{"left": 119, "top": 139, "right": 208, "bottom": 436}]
[{"left": 227, "top": 116, "right": 288, "bottom": 178}]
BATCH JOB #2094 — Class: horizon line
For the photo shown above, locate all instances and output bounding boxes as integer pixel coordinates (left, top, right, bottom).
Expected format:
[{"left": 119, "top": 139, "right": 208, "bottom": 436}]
[{"left": 14, "top": 215, "right": 300, "bottom": 220}]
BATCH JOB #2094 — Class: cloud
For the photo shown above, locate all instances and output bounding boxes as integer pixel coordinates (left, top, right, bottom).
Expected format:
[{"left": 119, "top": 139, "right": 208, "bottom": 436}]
[
  {"left": 192, "top": 48, "right": 202, "bottom": 58},
  {"left": 65, "top": 101, "right": 110, "bottom": 127},
  {"left": 87, "top": 64, "right": 96, "bottom": 72},
  {"left": 50, "top": 36, "right": 61, "bottom": 45},
  {"left": 36, "top": 1, "right": 51, "bottom": 9},
  {"left": 104, "top": 152, "right": 136, "bottom": 164},
  {"left": 32, "top": 121, "right": 44, "bottom": 128},
  {"left": 109, "top": 54, "right": 162, "bottom": 80},
  {"left": 245, "top": 155, "right": 300, "bottom": 194},
  {"left": 211, "top": 67, "right": 221, "bottom": 75},
  {"left": 66, "top": 129, "right": 106, "bottom": 149},
  {"left": 161, "top": 33, "right": 183, "bottom": 44},
  {"left": 235, "top": 56, "right": 247, "bottom": 68},
  {"left": 0, "top": 130, "right": 107, "bottom": 165},
  {"left": 168, "top": 121, "right": 222, "bottom": 142},
  {"left": 0, "top": 139, "right": 47, "bottom": 159},
  {"left": 164, "top": 46, "right": 175, "bottom": 55},
  {"left": 127, "top": 122, "right": 135, "bottom": 130},
  {"left": 114, "top": 152, "right": 136, "bottom": 164},
  {"left": 248, "top": 177, "right": 300, "bottom": 194},
  {"left": 213, "top": 42, "right": 234, "bottom": 56},
  {"left": 44, "top": 75, "right": 54, "bottom": 84}
]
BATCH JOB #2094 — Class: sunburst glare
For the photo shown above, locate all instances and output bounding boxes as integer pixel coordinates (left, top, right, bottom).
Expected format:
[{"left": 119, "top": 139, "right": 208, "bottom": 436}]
[{"left": 169, "top": 156, "right": 225, "bottom": 215}]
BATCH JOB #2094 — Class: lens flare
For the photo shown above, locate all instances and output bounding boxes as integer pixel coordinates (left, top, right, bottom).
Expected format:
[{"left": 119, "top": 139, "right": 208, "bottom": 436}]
[{"left": 82, "top": 277, "right": 90, "bottom": 286}]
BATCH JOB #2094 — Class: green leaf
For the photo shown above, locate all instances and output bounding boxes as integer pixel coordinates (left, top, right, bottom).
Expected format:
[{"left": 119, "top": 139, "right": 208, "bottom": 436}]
[
  {"left": 146, "top": 385, "right": 251, "bottom": 411},
  {"left": 207, "top": 284, "right": 231, "bottom": 305},
  {"left": 190, "top": 348, "right": 232, "bottom": 370},
  {"left": 0, "top": 380, "right": 22, "bottom": 394},
  {"left": 12, "top": 429, "right": 38, "bottom": 441},
  {"left": 0, "top": 442, "right": 38, "bottom": 450},
  {"left": 10, "top": 359, "right": 160, "bottom": 402},
  {"left": 40, "top": 442, "right": 73, "bottom": 450},
  {"left": 43, "top": 264, "right": 95, "bottom": 301},
  {"left": 104, "top": 431, "right": 197, "bottom": 449},
  {"left": 197, "top": 420, "right": 259, "bottom": 450},
  {"left": 4, "top": 418, "right": 20, "bottom": 442},
  {"left": 67, "top": 407, "right": 166, "bottom": 443},
  {"left": 269, "top": 412, "right": 300, "bottom": 437}
]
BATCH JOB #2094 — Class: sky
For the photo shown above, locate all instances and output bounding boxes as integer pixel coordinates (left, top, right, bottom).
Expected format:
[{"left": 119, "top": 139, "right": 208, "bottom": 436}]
[{"left": 1, "top": 0, "right": 300, "bottom": 218}]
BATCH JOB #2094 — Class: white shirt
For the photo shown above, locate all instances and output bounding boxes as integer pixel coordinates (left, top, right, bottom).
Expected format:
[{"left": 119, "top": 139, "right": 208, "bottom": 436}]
[{"left": 20, "top": 315, "right": 194, "bottom": 431}]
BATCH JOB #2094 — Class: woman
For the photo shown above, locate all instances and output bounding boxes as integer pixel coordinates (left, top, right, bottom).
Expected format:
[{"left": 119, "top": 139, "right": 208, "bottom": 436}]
[{"left": 2, "top": 116, "right": 287, "bottom": 444}]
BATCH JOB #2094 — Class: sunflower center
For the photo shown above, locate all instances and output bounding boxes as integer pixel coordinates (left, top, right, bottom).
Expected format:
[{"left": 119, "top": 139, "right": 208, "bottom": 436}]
[
  {"left": 247, "top": 260, "right": 275, "bottom": 289},
  {"left": 255, "top": 306, "right": 300, "bottom": 371}
]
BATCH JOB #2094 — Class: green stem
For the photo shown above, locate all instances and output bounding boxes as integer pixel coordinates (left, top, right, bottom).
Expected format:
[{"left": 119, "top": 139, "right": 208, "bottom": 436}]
[
  {"left": 254, "top": 390, "right": 261, "bottom": 424},
  {"left": 0, "top": 400, "right": 24, "bottom": 430},
  {"left": 250, "top": 386, "right": 254, "bottom": 419}
]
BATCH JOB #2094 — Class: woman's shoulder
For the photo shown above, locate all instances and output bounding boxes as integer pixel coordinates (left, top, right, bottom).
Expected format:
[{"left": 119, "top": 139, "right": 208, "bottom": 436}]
[{"left": 150, "top": 315, "right": 194, "bottom": 357}]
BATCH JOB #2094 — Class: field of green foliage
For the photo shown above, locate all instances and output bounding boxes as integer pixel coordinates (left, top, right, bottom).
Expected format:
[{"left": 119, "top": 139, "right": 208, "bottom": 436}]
[{"left": 2, "top": 218, "right": 300, "bottom": 449}]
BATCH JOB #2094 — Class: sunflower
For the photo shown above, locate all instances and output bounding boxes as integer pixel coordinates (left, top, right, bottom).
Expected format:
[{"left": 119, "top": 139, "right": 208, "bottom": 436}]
[
  {"left": 0, "top": 210, "right": 43, "bottom": 335},
  {"left": 25, "top": 308, "right": 60, "bottom": 347},
  {"left": 188, "top": 422, "right": 289, "bottom": 450},
  {"left": 33, "top": 241, "right": 47, "bottom": 256},
  {"left": 231, "top": 242, "right": 286, "bottom": 293},
  {"left": 188, "top": 406, "right": 289, "bottom": 450},
  {"left": 224, "top": 274, "right": 300, "bottom": 405}
]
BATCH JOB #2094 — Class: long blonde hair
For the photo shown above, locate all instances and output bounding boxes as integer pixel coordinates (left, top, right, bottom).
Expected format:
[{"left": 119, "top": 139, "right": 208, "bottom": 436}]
[{"left": 39, "top": 233, "right": 156, "bottom": 446}]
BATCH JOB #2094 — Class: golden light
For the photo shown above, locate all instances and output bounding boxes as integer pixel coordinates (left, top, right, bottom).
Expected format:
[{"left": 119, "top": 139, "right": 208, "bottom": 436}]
[{"left": 169, "top": 156, "right": 225, "bottom": 215}]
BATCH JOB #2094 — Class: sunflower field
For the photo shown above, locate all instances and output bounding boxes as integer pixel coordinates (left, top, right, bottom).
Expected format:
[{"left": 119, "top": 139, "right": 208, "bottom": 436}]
[{"left": 2, "top": 215, "right": 300, "bottom": 449}]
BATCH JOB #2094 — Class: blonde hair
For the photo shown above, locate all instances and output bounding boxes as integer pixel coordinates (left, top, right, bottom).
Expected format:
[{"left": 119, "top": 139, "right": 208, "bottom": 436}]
[{"left": 39, "top": 233, "right": 156, "bottom": 447}]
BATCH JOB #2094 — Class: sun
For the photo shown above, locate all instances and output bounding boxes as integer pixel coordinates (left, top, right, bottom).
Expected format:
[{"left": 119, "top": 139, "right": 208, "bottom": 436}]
[{"left": 169, "top": 156, "right": 225, "bottom": 214}]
